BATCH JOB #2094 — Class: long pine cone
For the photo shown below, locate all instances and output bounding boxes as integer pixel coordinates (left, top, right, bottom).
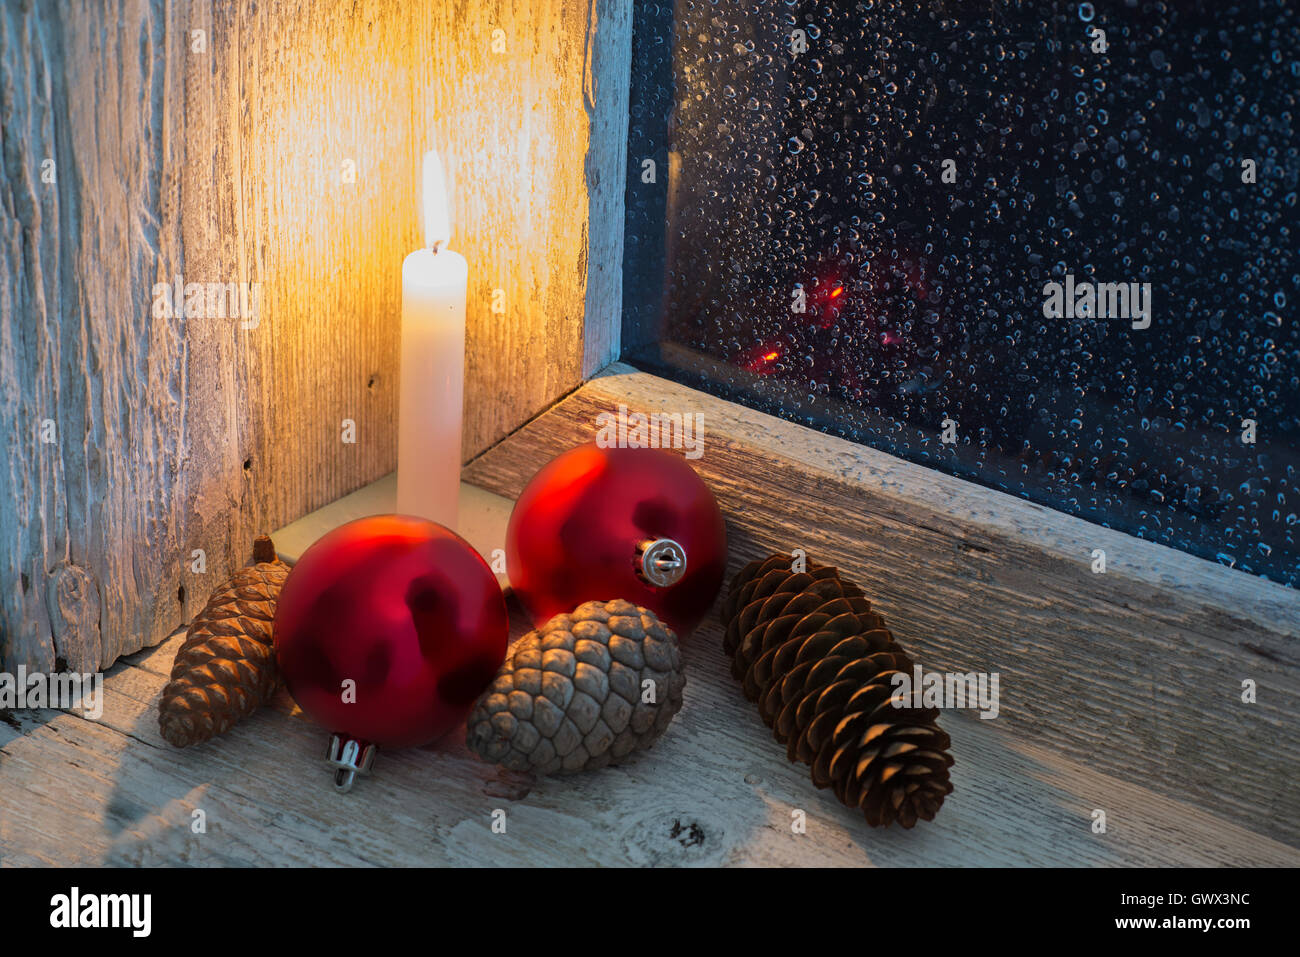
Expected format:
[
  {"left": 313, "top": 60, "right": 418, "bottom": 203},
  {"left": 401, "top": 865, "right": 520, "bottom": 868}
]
[
  {"left": 158, "top": 536, "right": 287, "bottom": 747},
  {"left": 721, "top": 554, "right": 954, "bottom": 828}
]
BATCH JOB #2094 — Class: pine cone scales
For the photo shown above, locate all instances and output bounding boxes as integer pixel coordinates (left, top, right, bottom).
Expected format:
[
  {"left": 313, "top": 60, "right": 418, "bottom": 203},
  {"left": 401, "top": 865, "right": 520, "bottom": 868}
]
[
  {"left": 158, "top": 537, "right": 288, "bottom": 747},
  {"left": 467, "top": 599, "right": 685, "bottom": 774},
  {"left": 721, "top": 554, "right": 954, "bottom": 828}
]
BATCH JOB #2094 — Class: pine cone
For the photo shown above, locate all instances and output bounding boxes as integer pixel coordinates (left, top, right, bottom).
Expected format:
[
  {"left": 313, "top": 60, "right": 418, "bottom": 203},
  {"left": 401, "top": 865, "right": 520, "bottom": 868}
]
[
  {"left": 158, "top": 536, "right": 288, "bottom": 747},
  {"left": 721, "top": 554, "right": 954, "bottom": 828},
  {"left": 467, "top": 599, "right": 685, "bottom": 774}
]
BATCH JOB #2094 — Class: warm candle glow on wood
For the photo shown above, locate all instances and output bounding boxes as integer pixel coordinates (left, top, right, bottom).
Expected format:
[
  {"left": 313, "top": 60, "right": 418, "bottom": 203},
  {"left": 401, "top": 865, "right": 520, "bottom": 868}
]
[{"left": 422, "top": 148, "right": 451, "bottom": 251}]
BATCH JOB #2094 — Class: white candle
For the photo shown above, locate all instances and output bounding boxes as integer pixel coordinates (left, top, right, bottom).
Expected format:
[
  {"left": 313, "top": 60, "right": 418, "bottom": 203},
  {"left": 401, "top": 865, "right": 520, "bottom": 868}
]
[{"left": 397, "top": 149, "right": 467, "bottom": 528}]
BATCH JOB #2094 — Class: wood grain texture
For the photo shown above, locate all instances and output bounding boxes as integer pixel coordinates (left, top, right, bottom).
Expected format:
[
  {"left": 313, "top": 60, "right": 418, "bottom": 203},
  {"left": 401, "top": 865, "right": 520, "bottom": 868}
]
[
  {"left": 580, "top": 0, "right": 632, "bottom": 375},
  {"left": 0, "top": 0, "right": 632, "bottom": 673},
  {"left": 2, "top": 476, "right": 1292, "bottom": 866},
  {"left": 1, "top": 0, "right": 198, "bottom": 674},
  {"left": 463, "top": 363, "right": 1300, "bottom": 847},
  {"left": 2, "top": 602, "right": 1295, "bottom": 866}
]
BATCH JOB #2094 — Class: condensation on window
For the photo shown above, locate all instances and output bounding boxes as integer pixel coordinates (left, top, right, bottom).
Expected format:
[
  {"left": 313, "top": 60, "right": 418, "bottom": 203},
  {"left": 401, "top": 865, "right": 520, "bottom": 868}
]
[{"left": 622, "top": 1, "right": 1299, "bottom": 587}]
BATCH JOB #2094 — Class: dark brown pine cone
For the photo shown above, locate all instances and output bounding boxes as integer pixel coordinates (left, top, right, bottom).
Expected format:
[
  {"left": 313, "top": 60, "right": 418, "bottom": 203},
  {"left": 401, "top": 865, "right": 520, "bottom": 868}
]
[
  {"left": 158, "top": 536, "right": 287, "bottom": 747},
  {"left": 721, "top": 554, "right": 954, "bottom": 828}
]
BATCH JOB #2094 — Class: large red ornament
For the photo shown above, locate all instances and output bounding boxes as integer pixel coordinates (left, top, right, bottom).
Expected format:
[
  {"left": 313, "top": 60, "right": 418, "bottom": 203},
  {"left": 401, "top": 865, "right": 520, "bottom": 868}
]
[
  {"left": 506, "top": 443, "right": 727, "bottom": 635},
  {"left": 274, "top": 515, "right": 508, "bottom": 787}
]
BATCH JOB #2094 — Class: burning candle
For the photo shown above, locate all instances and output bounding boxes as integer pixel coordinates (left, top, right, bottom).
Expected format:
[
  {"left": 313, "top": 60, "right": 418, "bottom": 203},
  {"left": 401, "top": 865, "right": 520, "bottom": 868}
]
[{"left": 397, "top": 149, "right": 467, "bottom": 528}]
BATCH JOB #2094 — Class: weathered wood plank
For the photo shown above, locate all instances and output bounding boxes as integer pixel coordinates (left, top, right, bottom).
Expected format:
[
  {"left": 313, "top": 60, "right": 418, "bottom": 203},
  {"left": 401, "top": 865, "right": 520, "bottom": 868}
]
[
  {"left": 0, "top": 0, "right": 633, "bottom": 673},
  {"left": 0, "top": 0, "right": 199, "bottom": 673},
  {"left": 4, "top": 471, "right": 1295, "bottom": 866},
  {"left": 2, "top": 603, "right": 1295, "bottom": 866},
  {"left": 581, "top": 0, "right": 632, "bottom": 375},
  {"left": 462, "top": 363, "right": 1300, "bottom": 847}
]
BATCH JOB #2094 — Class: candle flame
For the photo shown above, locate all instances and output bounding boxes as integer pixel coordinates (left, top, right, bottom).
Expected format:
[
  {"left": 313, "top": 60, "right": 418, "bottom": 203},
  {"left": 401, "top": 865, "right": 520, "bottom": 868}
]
[{"left": 422, "top": 148, "right": 451, "bottom": 251}]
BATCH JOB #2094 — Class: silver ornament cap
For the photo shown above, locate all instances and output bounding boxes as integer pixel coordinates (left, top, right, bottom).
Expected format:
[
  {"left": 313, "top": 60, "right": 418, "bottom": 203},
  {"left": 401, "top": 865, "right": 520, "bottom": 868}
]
[{"left": 636, "top": 538, "right": 687, "bottom": 587}]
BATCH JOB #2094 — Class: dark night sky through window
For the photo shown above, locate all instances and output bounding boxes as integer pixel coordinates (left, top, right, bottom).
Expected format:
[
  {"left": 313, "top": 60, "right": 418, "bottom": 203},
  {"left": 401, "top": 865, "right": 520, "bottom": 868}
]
[{"left": 622, "top": 0, "right": 1300, "bottom": 587}]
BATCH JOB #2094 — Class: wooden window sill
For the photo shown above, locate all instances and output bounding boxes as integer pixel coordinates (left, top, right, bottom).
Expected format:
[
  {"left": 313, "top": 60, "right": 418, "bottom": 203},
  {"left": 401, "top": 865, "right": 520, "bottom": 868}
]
[
  {"left": 3, "top": 365, "right": 1295, "bottom": 866},
  {"left": 464, "top": 362, "right": 1300, "bottom": 855}
]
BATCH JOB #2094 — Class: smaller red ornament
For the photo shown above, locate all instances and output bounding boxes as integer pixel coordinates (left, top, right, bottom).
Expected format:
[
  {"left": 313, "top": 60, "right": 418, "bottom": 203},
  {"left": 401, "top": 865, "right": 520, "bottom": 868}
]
[
  {"left": 274, "top": 515, "right": 508, "bottom": 789},
  {"left": 506, "top": 443, "right": 727, "bottom": 635}
]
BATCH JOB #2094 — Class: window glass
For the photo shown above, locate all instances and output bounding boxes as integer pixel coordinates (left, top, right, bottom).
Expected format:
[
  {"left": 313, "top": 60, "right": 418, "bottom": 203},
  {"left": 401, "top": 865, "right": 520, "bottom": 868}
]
[{"left": 622, "top": 1, "right": 1299, "bottom": 587}]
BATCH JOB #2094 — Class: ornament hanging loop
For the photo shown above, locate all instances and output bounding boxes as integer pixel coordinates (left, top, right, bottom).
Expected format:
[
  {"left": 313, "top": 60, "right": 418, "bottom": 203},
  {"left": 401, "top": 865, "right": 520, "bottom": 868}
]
[
  {"left": 636, "top": 538, "right": 687, "bottom": 588},
  {"left": 326, "top": 733, "right": 377, "bottom": 793}
]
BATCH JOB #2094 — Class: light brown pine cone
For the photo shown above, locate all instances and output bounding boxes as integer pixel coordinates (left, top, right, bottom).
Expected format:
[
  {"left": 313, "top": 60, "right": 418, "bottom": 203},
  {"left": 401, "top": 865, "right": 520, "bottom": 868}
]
[
  {"left": 722, "top": 554, "right": 954, "bottom": 828},
  {"left": 158, "top": 536, "right": 287, "bottom": 747},
  {"left": 466, "top": 599, "right": 685, "bottom": 774}
]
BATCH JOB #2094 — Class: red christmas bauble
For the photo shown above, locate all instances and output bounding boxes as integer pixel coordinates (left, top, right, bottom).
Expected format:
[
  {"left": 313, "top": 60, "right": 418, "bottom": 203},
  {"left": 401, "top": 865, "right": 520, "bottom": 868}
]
[
  {"left": 506, "top": 443, "right": 727, "bottom": 635},
  {"left": 273, "top": 515, "right": 508, "bottom": 750}
]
